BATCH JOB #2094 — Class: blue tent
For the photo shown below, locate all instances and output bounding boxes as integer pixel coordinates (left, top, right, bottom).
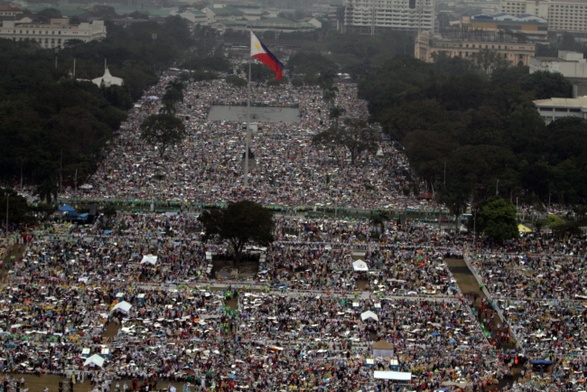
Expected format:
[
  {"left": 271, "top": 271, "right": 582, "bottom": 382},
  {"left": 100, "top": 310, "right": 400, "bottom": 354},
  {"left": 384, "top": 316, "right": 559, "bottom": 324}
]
[
  {"left": 58, "top": 204, "right": 76, "bottom": 213},
  {"left": 530, "top": 359, "right": 554, "bottom": 365}
]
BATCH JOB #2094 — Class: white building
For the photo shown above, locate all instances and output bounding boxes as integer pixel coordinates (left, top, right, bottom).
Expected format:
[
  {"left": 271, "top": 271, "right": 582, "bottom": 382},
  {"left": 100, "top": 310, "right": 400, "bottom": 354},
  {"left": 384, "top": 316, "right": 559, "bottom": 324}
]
[
  {"left": 500, "top": 0, "right": 587, "bottom": 34},
  {"left": 0, "top": 18, "right": 106, "bottom": 49},
  {"left": 169, "top": 9, "right": 207, "bottom": 27},
  {"left": 0, "top": 3, "right": 22, "bottom": 17},
  {"left": 530, "top": 51, "right": 587, "bottom": 78},
  {"left": 533, "top": 96, "right": 587, "bottom": 124},
  {"left": 341, "top": 0, "right": 435, "bottom": 34}
]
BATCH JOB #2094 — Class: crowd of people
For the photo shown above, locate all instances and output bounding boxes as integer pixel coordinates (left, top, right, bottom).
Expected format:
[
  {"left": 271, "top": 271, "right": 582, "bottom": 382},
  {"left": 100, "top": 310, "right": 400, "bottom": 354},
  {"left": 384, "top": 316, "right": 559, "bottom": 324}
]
[
  {"left": 64, "top": 71, "right": 431, "bottom": 213},
  {"left": 0, "top": 210, "right": 535, "bottom": 391},
  {"left": 2, "top": 66, "right": 587, "bottom": 392}
]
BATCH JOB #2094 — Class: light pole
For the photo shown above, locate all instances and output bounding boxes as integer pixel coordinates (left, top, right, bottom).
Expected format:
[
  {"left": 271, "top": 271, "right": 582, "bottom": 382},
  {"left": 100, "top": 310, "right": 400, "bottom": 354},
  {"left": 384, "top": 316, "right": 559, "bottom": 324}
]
[
  {"left": 473, "top": 210, "right": 476, "bottom": 250},
  {"left": 5, "top": 194, "right": 8, "bottom": 244}
]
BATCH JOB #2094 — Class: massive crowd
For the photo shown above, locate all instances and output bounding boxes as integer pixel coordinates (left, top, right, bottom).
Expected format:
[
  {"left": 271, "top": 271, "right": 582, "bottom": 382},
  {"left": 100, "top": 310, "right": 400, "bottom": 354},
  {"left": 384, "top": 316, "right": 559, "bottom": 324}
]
[
  {"left": 65, "top": 72, "right": 427, "bottom": 212},
  {"left": 2, "top": 68, "right": 587, "bottom": 392}
]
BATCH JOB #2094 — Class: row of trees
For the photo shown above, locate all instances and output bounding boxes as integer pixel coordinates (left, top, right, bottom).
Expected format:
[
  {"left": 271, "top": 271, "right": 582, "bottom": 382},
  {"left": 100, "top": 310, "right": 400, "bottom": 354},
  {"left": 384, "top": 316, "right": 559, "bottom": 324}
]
[
  {"left": 358, "top": 55, "right": 586, "bottom": 218},
  {"left": 0, "top": 17, "right": 228, "bottom": 196}
]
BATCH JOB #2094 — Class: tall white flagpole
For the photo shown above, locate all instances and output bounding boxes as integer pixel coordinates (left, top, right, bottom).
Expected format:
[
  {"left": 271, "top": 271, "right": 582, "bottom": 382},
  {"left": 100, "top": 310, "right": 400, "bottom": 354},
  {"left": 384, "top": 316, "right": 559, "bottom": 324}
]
[{"left": 244, "top": 31, "right": 252, "bottom": 187}]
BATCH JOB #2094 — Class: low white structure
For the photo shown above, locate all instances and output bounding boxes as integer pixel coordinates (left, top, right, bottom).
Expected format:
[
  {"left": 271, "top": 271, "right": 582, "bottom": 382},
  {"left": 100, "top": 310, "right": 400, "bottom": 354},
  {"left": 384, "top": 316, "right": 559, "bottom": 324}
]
[
  {"left": 92, "top": 61, "right": 124, "bottom": 88},
  {"left": 533, "top": 96, "right": 587, "bottom": 124},
  {"left": 111, "top": 301, "right": 132, "bottom": 314},
  {"left": 169, "top": 9, "right": 207, "bottom": 27},
  {"left": 374, "top": 370, "right": 412, "bottom": 381},
  {"left": 352, "top": 259, "right": 369, "bottom": 271}
]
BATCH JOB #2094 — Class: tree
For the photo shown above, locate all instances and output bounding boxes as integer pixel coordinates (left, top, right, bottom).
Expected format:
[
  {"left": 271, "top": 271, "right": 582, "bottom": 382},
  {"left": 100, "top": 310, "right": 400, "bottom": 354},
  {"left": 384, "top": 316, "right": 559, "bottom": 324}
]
[
  {"left": 140, "top": 114, "right": 186, "bottom": 158},
  {"left": 35, "top": 178, "right": 58, "bottom": 204},
  {"left": 329, "top": 105, "right": 346, "bottom": 128},
  {"left": 37, "top": 8, "right": 62, "bottom": 23},
  {"left": 312, "top": 118, "right": 380, "bottom": 165},
  {"left": 437, "top": 178, "right": 472, "bottom": 227},
  {"left": 198, "top": 200, "right": 275, "bottom": 264},
  {"left": 475, "top": 197, "right": 518, "bottom": 243},
  {"left": 160, "top": 79, "right": 184, "bottom": 114},
  {"left": 520, "top": 71, "right": 573, "bottom": 100},
  {"left": 0, "top": 188, "right": 34, "bottom": 225},
  {"left": 469, "top": 49, "right": 510, "bottom": 74},
  {"left": 322, "top": 85, "right": 338, "bottom": 109}
]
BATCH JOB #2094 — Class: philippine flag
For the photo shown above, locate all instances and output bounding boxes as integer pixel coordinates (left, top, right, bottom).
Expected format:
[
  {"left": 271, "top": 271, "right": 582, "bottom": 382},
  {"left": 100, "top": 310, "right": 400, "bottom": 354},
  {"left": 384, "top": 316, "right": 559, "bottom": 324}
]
[{"left": 250, "top": 31, "right": 284, "bottom": 81}]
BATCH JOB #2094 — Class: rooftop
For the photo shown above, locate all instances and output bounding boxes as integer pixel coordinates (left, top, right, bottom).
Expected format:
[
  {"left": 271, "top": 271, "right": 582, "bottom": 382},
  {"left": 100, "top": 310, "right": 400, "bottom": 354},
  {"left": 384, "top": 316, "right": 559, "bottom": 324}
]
[{"left": 534, "top": 96, "right": 587, "bottom": 108}]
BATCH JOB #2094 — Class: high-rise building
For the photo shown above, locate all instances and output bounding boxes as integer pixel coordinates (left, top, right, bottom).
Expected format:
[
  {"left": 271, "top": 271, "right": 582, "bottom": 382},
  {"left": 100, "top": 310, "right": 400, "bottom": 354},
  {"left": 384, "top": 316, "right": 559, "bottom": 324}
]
[
  {"left": 501, "top": 0, "right": 587, "bottom": 34},
  {"left": 341, "top": 0, "right": 435, "bottom": 34}
]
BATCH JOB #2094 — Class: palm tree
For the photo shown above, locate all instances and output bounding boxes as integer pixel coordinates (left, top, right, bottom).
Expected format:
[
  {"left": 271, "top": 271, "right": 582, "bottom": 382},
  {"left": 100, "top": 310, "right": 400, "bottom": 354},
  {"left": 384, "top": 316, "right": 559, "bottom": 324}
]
[
  {"left": 323, "top": 85, "right": 338, "bottom": 109},
  {"left": 329, "top": 105, "right": 346, "bottom": 128},
  {"left": 161, "top": 79, "right": 185, "bottom": 114}
]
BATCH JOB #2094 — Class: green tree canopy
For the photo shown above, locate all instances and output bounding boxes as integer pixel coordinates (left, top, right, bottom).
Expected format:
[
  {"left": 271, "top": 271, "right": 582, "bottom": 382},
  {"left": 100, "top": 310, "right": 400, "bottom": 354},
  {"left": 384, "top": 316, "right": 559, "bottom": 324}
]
[
  {"left": 475, "top": 197, "right": 518, "bottom": 243},
  {"left": 312, "top": 118, "right": 380, "bottom": 165},
  {"left": 1, "top": 188, "right": 35, "bottom": 225},
  {"left": 198, "top": 200, "right": 275, "bottom": 263},
  {"left": 140, "top": 114, "right": 186, "bottom": 158}
]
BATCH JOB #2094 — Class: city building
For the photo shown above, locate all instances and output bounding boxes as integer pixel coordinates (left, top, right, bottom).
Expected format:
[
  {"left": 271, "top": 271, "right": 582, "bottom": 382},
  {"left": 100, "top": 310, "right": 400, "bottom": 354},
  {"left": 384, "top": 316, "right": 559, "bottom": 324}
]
[
  {"left": 0, "top": 18, "right": 106, "bottom": 49},
  {"left": 530, "top": 51, "right": 587, "bottom": 97},
  {"left": 169, "top": 9, "right": 207, "bottom": 28},
  {"left": 340, "top": 0, "right": 435, "bottom": 34},
  {"left": 500, "top": 0, "right": 587, "bottom": 34},
  {"left": 530, "top": 50, "right": 587, "bottom": 78},
  {"left": 217, "top": 17, "right": 317, "bottom": 34},
  {"left": 460, "top": 13, "right": 548, "bottom": 41},
  {"left": 415, "top": 32, "right": 535, "bottom": 66},
  {"left": 533, "top": 96, "right": 587, "bottom": 124},
  {"left": 202, "top": 5, "right": 244, "bottom": 25},
  {"left": 0, "top": 3, "right": 22, "bottom": 18}
]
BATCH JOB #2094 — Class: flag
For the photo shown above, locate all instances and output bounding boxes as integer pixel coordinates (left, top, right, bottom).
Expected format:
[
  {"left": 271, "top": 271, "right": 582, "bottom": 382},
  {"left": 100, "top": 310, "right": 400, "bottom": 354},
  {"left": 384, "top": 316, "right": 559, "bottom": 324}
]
[{"left": 250, "top": 31, "right": 284, "bottom": 81}]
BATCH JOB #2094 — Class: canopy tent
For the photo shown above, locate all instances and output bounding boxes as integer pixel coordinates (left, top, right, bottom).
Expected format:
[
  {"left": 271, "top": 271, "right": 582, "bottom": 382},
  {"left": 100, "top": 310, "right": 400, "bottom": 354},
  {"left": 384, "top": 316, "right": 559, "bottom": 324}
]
[
  {"left": 353, "top": 260, "right": 369, "bottom": 272},
  {"left": 111, "top": 301, "right": 132, "bottom": 314},
  {"left": 83, "top": 354, "right": 105, "bottom": 367},
  {"left": 518, "top": 224, "right": 532, "bottom": 233},
  {"left": 373, "top": 340, "right": 395, "bottom": 358},
  {"left": 141, "top": 255, "right": 158, "bottom": 265},
  {"left": 374, "top": 370, "right": 411, "bottom": 381},
  {"left": 360, "top": 310, "right": 379, "bottom": 321}
]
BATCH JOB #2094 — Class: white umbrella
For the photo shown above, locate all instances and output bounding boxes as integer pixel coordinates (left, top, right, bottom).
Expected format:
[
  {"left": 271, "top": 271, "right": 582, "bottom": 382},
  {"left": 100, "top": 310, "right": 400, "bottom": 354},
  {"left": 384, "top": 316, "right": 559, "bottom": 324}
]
[{"left": 83, "top": 354, "right": 105, "bottom": 367}]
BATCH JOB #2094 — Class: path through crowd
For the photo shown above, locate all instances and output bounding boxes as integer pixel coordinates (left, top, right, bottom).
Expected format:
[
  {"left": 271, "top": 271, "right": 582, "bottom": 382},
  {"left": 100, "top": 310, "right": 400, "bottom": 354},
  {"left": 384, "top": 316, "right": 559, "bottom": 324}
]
[{"left": 446, "top": 258, "right": 524, "bottom": 390}]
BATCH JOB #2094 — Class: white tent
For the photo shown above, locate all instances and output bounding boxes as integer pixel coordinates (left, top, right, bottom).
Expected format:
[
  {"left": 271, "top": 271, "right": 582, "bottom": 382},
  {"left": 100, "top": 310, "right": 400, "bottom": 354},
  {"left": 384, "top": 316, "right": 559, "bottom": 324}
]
[
  {"left": 141, "top": 255, "right": 158, "bottom": 265},
  {"left": 361, "top": 310, "right": 379, "bottom": 321},
  {"left": 84, "top": 354, "right": 105, "bottom": 367},
  {"left": 374, "top": 370, "right": 411, "bottom": 381},
  {"left": 353, "top": 260, "right": 369, "bottom": 271},
  {"left": 92, "top": 62, "right": 123, "bottom": 88},
  {"left": 112, "top": 301, "right": 132, "bottom": 314}
]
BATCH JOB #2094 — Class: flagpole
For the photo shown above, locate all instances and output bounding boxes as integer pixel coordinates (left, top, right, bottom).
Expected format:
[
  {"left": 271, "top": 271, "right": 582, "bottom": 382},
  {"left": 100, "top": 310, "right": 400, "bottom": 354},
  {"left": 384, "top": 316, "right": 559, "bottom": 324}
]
[{"left": 244, "top": 31, "right": 252, "bottom": 187}]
